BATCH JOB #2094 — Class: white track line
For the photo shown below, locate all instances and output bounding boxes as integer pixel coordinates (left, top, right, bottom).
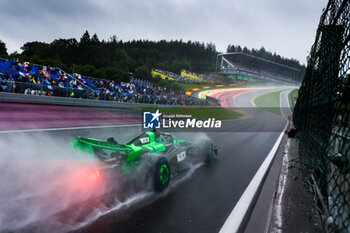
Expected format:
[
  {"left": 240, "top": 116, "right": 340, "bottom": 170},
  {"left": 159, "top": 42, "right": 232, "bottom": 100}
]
[
  {"left": 273, "top": 138, "right": 290, "bottom": 233},
  {"left": 219, "top": 123, "right": 287, "bottom": 233},
  {"left": 279, "top": 90, "right": 292, "bottom": 117},
  {"left": 219, "top": 90, "right": 290, "bottom": 233},
  {"left": 0, "top": 124, "right": 141, "bottom": 134}
]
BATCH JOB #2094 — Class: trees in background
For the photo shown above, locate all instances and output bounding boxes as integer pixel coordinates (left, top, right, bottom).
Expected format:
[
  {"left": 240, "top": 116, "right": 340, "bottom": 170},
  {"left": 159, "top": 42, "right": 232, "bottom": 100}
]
[
  {"left": 0, "top": 32, "right": 306, "bottom": 83},
  {"left": 0, "top": 40, "right": 8, "bottom": 57},
  {"left": 8, "top": 31, "right": 217, "bottom": 81}
]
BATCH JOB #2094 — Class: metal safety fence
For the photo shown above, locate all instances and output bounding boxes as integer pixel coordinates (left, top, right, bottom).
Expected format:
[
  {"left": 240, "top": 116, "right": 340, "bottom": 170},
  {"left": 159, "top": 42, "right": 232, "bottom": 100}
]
[{"left": 293, "top": 0, "right": 350, "bottom": 232}]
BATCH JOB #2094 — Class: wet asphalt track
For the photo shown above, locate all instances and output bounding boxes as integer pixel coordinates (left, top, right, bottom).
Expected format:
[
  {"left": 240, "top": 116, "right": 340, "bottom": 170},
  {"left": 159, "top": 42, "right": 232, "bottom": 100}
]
[
  {"left": 73, "top": 87, "right": 292, "bottom": 233},
  {"left": 0, "top": 86, "right": 294, "bottom": 233}
]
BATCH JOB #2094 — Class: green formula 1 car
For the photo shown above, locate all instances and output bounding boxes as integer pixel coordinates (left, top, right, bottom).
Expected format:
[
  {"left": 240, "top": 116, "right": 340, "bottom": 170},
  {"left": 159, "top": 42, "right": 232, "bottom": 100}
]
[{"left": 72, "top": 131, "right": 218, "bottom": 191}]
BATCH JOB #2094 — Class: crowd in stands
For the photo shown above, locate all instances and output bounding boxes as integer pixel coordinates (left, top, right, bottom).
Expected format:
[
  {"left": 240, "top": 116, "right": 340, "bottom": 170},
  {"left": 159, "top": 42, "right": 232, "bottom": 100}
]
[
  {"left": 152, "top": 68, "right": 213, "bottom": 83},
  {"left": 0, "top": 58, "right": 212, "bottom": 106},
  {"left": 152, "top": 69, "right": 182, "bottom": 81},
  {"left": 181, "top": 70, "right": 214, "bottom": 82},
  {"left": 152, "top": 68, "right": 196, "bottom": 83},
  {"left": 0, "top": 58, "right": 81, "bottom": 93},
  {"left": 222, "top": 63, "right": 295, "bottom": 83}
]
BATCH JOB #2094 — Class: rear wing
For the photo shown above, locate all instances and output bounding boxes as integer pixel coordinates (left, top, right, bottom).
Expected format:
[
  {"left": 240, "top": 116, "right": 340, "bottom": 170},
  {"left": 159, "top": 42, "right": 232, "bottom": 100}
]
[
  {"left": 72, "top": 137, "right": 143, "bottom": 170},
  {"left": 72, "top": 137, "right": 134, "bottom": 152}
]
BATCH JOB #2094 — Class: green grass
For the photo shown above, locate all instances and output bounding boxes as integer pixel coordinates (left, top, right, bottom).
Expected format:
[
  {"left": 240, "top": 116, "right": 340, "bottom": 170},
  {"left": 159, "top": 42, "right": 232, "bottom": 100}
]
[
  {"left": 254, "top": 90, "right": 283, "bottom": 115},
  {"left": 292, "top": 90, "right": 299, "bottom": 98},
  {"left": 140, "top": 107, "right": 244, "bottom": 120},
  {"left": 288, "top": 89, "right": 299, "bottom": 110}
]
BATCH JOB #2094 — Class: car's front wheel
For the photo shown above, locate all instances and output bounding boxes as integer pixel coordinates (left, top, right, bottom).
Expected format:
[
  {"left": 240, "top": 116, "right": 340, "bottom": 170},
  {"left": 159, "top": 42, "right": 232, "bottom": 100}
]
[{"left": 154, "top": 157, "right": 171, "bottom": 191}]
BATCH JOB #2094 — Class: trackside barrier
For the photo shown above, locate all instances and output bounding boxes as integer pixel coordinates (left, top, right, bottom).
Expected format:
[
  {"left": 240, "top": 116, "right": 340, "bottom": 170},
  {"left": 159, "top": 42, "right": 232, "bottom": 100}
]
[
  {"left": 293, "top": 0, "right": 350, "bottom": 232},
  {"left": 0, "top": 92, "right": 180, "bottom": 109},
  {"left": 206, "top": 96, "right": 220, "bottom": 106}
]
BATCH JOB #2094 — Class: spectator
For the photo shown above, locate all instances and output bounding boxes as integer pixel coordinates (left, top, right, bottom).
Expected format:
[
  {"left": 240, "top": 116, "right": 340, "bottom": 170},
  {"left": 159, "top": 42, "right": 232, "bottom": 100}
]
[{"left": 0, "top": 58, "right": 213, "bottom": 106}]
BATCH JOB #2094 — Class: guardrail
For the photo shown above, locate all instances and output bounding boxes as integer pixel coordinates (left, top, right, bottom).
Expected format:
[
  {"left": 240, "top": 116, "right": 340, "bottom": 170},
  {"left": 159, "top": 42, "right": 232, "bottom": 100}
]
[
  {"left": 1, "top": 79, "right": 212, "bottom": 107},
  {"left": 0, "top": 92, "right": 180, "bottom": 109}
]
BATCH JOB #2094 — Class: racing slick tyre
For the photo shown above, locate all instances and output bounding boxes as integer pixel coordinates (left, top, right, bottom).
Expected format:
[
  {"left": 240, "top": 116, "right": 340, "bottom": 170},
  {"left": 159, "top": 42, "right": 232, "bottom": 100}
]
[{"left": 154, "top": 157, "right": 171, "bottom": 192}]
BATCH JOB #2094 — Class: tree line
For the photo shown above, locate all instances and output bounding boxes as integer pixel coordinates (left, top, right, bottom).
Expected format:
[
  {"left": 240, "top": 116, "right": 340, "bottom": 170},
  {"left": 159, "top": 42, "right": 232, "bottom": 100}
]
[
  {"left": 0, "top": 31, "right": 217, "bottom": 82},
  {"left": 0, "top": 32, "right": 306, "bottom": 83}
]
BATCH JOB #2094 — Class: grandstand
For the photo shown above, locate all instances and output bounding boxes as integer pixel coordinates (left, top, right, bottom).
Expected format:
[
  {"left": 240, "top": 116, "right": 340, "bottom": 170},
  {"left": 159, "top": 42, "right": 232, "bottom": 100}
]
[
  {"left": 151, "top": 69, "right": 179, "bottom": 81},
  {"left": 216, "top": 52, "right": 301, "bottom": 84},
  {"left": 0, "top": 58, "right": 91, "bottom": 95},
  {"left": 180, "top": 70, "right": 213, "bottom": 83},
  {"left": 152, "top": 68, "right": 213, "bottom": 84},
  {"left": 0, "top": 58, "right": 213, "bottom": 106}
]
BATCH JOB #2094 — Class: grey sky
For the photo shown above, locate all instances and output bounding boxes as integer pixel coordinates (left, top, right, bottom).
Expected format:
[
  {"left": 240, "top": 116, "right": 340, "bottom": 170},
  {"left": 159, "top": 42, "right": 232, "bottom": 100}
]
[{"left": 0, "top": 0, "right": 328, "bottom": 65}]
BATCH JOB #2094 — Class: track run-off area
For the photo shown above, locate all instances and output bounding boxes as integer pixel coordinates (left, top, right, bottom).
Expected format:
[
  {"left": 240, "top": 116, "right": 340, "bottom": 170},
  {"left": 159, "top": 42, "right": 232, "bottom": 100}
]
[{"left": 0, "top": 84, "right": 296, "bottom": 233}]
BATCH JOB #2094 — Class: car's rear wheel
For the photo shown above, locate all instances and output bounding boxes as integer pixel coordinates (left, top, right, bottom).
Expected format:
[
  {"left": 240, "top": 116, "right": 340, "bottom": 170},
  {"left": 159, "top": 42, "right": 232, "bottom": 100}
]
[{"left": 154, "top": 157, "right": 171, "bottom": 191}]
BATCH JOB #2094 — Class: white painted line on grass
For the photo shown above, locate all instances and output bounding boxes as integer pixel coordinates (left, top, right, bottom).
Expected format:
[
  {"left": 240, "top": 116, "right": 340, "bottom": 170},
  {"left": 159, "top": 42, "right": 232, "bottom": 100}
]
[
  {"left": 0, "top": 124, "right": 141, "bottom": 134},
  {"left": 219, "top": 121, "right": 288, "bottom": 233}
]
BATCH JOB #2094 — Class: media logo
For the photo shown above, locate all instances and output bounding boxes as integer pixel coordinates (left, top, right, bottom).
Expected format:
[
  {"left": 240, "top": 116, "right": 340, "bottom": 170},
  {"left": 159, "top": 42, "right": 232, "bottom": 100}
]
[
  {"left": 143, "top": 109, "right": 162, "bottom": 129},
  {"left": 142, "top": 109, "right": 222, "bottom": 130}
]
